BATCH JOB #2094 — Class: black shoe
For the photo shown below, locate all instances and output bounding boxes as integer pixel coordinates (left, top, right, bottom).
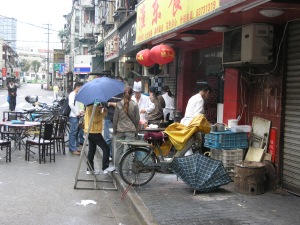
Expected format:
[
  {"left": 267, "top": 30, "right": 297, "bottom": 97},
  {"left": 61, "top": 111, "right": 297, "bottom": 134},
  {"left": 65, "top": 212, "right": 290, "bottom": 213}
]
[{"left": 79, "top": 143, "right": 84, "bottom": 146}]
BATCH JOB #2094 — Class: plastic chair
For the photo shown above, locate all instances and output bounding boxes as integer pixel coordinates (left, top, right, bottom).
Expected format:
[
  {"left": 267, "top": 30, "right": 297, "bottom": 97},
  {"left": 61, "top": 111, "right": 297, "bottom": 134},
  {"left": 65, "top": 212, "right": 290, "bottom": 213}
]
[
  {"left": 25, "top": 121, "right": 55, "bottom": 164},
  {"left": 52, "top": 116, "right": 68, "bottom": 155},
  {"left": 0, "top": 140, "right": 12, "bottom": 162}
]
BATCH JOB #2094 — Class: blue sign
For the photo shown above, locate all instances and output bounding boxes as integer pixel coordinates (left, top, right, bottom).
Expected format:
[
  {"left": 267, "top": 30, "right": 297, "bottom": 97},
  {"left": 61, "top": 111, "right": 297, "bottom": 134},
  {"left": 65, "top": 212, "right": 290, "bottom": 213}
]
[
  {"left": 54, "top": 63, "right": 66, "bottom": 74},
  {"left": 74, "top": 67, "right": 91, "bottom": 74}
]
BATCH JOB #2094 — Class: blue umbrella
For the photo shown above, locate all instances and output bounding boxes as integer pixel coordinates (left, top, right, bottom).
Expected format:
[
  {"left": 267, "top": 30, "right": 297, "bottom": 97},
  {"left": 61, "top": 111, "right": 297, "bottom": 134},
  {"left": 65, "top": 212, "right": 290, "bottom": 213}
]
[
  {"left": 169, "top": 153, "right": 232, "bottom": 192},
  {"left": 75, "top": 77, "right": 124, "bottom": 105}
]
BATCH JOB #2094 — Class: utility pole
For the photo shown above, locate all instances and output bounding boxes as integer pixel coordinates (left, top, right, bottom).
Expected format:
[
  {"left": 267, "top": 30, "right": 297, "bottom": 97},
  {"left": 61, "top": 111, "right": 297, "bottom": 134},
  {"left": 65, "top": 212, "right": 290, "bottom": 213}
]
[{"left": 44, "top": 23, "right": 51, "bottom": 90}]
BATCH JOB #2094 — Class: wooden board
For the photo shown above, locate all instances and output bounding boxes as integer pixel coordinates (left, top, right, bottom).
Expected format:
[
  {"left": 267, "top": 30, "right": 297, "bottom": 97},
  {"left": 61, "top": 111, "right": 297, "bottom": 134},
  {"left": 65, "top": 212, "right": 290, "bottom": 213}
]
[{"left": 245, "top": 146, "right": 265, "bottom": 162}]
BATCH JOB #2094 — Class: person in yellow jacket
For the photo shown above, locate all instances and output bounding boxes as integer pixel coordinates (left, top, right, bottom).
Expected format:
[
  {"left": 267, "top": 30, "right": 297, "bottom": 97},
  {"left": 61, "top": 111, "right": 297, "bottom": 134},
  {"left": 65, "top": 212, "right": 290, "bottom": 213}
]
[
  {"left": 53, "top": 83, "right": 59, "bottom": 100},
  {"left": 84, "top": 104, "right": 116, "bottom": 175}
]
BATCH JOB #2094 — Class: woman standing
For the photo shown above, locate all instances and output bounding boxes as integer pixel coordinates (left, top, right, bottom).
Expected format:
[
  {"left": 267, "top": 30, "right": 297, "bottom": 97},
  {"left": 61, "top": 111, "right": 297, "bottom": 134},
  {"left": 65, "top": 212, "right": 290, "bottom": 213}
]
[
  {"left": 7, "top": 80, "right": 17, "bottom": 111},
  {"left": 113, "top": 86, "right": 140, "bottom": 171},
  {"left": 146, "top": 86, "right": 165, "bottom": 123}
]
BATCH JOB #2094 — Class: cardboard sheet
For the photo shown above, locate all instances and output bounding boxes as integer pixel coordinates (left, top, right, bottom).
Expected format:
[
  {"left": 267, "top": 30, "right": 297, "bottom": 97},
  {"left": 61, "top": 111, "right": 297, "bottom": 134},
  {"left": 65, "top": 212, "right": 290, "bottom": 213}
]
[{"left": 245, "top": 146, "right": 265, "bottom": 162}]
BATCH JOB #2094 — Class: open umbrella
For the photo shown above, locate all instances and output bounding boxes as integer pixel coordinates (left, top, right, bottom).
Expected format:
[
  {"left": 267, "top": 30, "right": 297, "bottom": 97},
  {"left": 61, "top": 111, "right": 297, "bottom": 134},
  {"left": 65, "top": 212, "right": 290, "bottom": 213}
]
[
  {"left": 75, "top": 77, "right": 124, "bottom": 105},
  {"left": 169, "top": 153, "right": 231, "bottom": 192}
]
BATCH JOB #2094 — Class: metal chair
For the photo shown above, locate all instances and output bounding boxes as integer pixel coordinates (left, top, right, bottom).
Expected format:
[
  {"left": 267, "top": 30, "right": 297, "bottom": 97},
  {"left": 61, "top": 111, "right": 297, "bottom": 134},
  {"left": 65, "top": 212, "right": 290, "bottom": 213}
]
[
  {"left": 1, "top": 112, "right": 23, "bottom": 147},
  {"left": 0, "top": 140, "right": 12, "bottom": 162},
  {"left": 25, "top": 121, "right": 55, "bottom": 164},
  {"left": 52, "top": 116, "right": 68, "bottom": 155}
]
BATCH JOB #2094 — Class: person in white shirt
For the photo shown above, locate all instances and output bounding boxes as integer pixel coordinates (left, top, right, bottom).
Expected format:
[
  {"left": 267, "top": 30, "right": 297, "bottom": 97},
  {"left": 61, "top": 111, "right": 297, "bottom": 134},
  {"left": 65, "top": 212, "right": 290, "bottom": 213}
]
[
  {"left": 162, "top": 86, "right": 175, "bottom": 124},
  {"left": 180, "top": 84, "right": 211, "bottom": 126},
  {"left": 131, "top": 81, "right": 155, "bottom": 123},
  {"left": 68, "top": 82, "right": 84, "bottom": 155},
  {"left": 181, "top": 84, "right": 211, "bottom": 156}
]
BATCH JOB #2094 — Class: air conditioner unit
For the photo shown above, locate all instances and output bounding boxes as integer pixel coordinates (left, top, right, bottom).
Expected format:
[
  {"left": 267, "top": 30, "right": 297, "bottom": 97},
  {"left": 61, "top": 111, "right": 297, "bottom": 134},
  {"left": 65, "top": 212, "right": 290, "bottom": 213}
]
[
  {"left": 222, "top": 23, "right": 273, "bottom": 65},
  {"left": 106, "top": 12, "right": 114, "bottom": 25},
  {"left": 105, "top": 2, "right": 115, "bottom": 25},
  {"left": 116, "top": 0, "right": 125, "bottom": 11}
]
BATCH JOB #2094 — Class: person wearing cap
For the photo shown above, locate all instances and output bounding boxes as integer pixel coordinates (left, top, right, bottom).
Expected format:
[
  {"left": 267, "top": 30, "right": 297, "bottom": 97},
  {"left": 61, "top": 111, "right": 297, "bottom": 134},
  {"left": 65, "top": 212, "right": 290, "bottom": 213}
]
[
  {"left": 131, "top": 81, "right": 155, "bottom": 123},
  {"left": 147, "top": 86, "right": 165, "bottom": 122}
]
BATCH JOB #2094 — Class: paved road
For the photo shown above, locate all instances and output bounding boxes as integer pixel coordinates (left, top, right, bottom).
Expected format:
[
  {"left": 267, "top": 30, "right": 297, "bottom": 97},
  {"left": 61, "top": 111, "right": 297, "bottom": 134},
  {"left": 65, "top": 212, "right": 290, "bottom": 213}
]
[
  {"left": 0, "top": 83, "right": 140, "bottom": 225},
  {"left": 0, "top": 83, "right": 55, "bottom": 114}
]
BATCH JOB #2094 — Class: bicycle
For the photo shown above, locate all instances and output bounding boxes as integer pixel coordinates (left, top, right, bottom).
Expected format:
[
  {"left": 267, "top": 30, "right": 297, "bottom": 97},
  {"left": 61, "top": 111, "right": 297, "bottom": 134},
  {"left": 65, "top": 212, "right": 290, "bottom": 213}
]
[{"left": 118, "top": 131, "right": 203, "bottom": 186}]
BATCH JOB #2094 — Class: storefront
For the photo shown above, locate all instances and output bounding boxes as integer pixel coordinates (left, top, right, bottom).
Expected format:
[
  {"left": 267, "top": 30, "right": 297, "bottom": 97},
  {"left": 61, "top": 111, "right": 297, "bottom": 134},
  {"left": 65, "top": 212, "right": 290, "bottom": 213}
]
[
  {"left": 134, "top": 0, "right": 300, "bottom": 192},
  {"left": 282, "top": 21, "right": 300, "bottom": 194}
]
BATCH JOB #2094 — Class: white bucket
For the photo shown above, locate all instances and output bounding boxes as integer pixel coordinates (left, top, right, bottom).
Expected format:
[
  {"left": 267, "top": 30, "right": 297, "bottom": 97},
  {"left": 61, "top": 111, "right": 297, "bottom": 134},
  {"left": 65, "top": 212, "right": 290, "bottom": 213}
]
[{"left": 228, "top": 119, "right": 238, "bottom": 128}]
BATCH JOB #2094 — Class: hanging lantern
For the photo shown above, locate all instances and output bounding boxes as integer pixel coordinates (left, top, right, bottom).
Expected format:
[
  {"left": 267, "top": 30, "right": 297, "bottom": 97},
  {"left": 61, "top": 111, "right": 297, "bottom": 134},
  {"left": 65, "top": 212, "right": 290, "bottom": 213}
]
[
  {"left": 149, "top": 44, "right": 175, "bottom": 66},
  {"left": 136, "top": 49, "right": 155, "bottom": 67}
]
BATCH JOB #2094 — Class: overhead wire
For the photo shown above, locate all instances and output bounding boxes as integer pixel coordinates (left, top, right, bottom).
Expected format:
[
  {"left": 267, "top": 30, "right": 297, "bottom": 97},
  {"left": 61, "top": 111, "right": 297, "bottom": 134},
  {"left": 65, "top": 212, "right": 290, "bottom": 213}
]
[{"left": 0, "top": 14, "right": 86, "bottom": 44}]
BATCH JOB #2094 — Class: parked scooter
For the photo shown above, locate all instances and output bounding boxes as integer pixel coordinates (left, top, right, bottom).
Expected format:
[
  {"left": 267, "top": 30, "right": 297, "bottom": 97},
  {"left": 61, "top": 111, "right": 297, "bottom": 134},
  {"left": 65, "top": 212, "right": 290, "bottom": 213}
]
[{"left": 23, "top": 95, "right": 61, "bottom": 121}]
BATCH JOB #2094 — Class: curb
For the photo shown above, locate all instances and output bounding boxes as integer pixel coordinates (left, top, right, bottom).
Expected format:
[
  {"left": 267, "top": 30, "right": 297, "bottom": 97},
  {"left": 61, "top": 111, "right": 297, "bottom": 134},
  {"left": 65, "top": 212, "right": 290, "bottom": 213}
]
[{"left": 112, "top": 173, "right": 159, "bottom": 225}]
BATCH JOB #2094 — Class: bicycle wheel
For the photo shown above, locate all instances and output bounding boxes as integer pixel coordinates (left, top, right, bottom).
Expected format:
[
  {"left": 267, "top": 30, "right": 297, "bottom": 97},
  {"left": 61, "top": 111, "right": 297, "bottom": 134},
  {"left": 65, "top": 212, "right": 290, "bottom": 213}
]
[{"left": 119, "top": 147, "right": 156, "bottom": 186}]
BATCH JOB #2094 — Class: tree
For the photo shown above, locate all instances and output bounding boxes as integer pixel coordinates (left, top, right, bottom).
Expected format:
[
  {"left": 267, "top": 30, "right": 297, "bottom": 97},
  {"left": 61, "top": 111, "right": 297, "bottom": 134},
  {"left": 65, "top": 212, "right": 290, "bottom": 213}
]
[
  {"left": 20, "top": 59, "right": 31, "bottom": 74},
  {"left": 31, "top": 60, "right": 41, "bottom": 82},
  {"left": 58, "top": 29, "right": 68, "bottom": 50}
]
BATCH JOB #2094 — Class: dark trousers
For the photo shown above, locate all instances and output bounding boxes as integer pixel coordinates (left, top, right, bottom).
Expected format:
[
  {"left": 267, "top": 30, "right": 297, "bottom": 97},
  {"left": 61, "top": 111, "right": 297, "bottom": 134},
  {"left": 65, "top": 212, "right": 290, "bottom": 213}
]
[
  {"left": 87, "top": 133, "right": 110, "bottom": 171},
  {"left": 9, "top": 96, "right": 16, "bottom": 111}
]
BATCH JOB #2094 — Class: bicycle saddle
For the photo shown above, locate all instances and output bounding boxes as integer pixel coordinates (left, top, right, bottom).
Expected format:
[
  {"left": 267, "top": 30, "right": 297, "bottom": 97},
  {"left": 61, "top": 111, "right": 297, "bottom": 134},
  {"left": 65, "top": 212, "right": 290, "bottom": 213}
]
[
  {"left": 25, "top": 95, "right": 38, "bottom": 104},
  {"left": 23, "top": 108, "right": 37, "bottom": 113},
  {"left": 144, "top": 132, "right": 168, "bottom": 144}
]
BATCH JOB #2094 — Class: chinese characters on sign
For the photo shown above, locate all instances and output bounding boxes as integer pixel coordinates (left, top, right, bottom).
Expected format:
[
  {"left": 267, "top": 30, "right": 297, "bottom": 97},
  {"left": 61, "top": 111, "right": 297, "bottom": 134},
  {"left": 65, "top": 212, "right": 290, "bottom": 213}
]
[
  {"left": 136, "top": 0, "right": 220, "bottom": 44},
  {"left": 104, "top": 33, "right": 119, "bottom": 62}
]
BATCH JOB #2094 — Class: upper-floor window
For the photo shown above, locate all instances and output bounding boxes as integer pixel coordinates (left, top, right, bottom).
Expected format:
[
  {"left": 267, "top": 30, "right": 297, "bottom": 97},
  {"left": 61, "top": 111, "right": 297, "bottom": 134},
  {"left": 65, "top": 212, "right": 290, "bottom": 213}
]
[
  {"left": 84, "top": 10, "right": 95, "bottom": 24},
  {"left": 83, "top": 47, "right": 89, "bottom": 55}
]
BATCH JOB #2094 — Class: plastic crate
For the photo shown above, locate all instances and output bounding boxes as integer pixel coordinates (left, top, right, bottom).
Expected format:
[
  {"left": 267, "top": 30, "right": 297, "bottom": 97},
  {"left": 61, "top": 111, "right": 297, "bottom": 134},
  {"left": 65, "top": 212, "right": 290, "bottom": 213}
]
[
  {"left": 230, "top": 125, "right": 251, "bottom": 132},
  {"left": 210, "top": 149, "right": 244, "bottom": 168},
  {"left": 204, "top": 130, "right": 248, "bottom": 149},
  {"left": 210, "top": 149, "right": 245, "bottom": 178}
]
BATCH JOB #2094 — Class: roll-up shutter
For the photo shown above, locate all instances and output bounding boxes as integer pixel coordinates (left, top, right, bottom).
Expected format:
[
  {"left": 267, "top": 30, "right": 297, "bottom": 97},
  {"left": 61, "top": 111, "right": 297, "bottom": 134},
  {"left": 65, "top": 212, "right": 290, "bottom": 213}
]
[{"left": 283, "top": 21, "right": 300, "bottom": 194}]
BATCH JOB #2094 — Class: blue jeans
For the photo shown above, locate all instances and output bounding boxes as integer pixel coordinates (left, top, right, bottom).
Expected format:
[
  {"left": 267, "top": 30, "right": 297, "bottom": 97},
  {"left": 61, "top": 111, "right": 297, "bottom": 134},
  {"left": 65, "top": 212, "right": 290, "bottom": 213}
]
[
  {"left": 103, "top": 119, "right": 113, "bottom": 156},
  {"left": 69, "top": 117, "right": 79, "bottom": 152},
  {"left": 77, "top": 127, "right": 84, "bottom": 144}
]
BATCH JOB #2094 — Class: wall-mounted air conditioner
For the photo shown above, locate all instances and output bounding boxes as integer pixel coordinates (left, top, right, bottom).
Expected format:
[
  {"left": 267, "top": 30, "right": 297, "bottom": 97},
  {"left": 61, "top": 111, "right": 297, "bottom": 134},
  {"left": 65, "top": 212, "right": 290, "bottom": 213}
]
[
  {"left": 222, "top": 23, "right": 273, "bottom": 65},
  {"left": 105, "top": 2, "right": 115, "bottom": 24}
]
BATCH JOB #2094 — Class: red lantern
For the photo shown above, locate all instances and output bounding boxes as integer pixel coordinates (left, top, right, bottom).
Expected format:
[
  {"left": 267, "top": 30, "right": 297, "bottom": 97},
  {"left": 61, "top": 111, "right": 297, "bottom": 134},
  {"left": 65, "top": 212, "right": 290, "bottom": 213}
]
[
  {"left": 149, "top": 44, "right": 175, "bottom": 66},
  {"left": 136, "top": 49, "right": 155, "bottom": 67}
]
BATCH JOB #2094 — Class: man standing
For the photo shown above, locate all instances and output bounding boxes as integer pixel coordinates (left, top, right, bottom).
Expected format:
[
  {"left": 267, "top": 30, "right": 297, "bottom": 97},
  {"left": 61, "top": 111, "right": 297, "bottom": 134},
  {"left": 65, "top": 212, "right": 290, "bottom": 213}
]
[
  {"left": 7, "top": 79, "right": 17, "bottom": 111},
  {"left": 131, "top": 81, "right": 155, "bottom": 124},
  {"left": 68, "top": 82, "right": 84, "bottom": 155},
  {"left": 180, "top": 84, "right": 211, "bottom": 126}
]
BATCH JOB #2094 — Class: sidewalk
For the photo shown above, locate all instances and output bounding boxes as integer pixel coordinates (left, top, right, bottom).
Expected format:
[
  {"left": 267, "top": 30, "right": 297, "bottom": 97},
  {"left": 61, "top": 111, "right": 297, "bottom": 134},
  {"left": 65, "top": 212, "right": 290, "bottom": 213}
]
[{"left": 112, "top": 172, "right": 300, "bottom": 225}]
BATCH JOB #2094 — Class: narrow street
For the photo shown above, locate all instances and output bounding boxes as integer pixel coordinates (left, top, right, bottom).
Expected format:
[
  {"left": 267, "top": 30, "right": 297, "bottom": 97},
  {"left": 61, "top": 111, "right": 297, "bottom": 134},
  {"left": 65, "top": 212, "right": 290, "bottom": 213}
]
[{"left": 0, "top": 84, "right": 140, "bottom": 225}]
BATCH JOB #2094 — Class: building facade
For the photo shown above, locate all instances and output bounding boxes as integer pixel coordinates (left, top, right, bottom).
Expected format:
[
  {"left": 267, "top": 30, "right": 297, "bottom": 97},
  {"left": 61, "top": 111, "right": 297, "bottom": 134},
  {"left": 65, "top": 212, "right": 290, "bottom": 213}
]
[{"left": 63, "top": 0, "right": 300, "bottom": 195}]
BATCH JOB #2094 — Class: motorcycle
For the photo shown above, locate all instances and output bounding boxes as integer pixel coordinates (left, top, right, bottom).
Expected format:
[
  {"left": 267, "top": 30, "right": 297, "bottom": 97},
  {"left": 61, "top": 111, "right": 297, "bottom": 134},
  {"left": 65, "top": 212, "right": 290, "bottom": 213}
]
[{"left": 23, "top": 95, "right": 61, "bottom": 121}]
